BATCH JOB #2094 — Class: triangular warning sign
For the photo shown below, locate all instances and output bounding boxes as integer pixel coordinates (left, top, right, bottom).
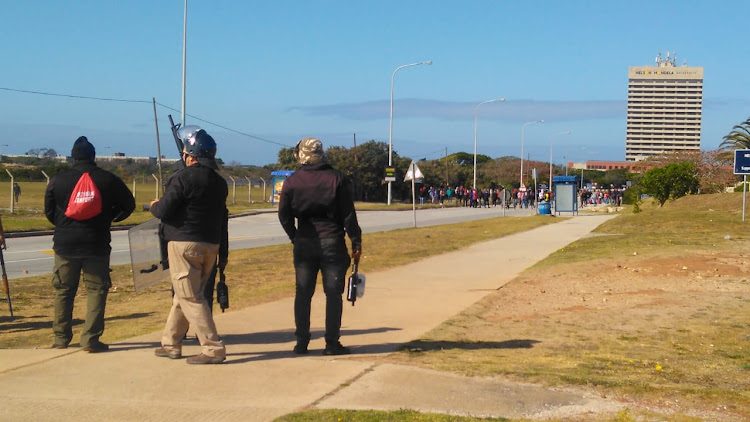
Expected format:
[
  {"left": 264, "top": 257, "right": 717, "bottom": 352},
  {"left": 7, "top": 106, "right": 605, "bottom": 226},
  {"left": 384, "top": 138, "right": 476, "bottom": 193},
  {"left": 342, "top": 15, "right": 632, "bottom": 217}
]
[{"left": 404, "top": 161, "right": 424, "bottom": 181}]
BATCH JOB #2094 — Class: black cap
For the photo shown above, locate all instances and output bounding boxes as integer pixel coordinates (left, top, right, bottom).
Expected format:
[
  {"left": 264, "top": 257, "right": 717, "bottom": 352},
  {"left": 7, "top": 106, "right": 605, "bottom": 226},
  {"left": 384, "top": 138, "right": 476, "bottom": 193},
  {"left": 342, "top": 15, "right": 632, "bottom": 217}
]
[{"left": 71, "top": 136, "right": 95, "bottom": 161}]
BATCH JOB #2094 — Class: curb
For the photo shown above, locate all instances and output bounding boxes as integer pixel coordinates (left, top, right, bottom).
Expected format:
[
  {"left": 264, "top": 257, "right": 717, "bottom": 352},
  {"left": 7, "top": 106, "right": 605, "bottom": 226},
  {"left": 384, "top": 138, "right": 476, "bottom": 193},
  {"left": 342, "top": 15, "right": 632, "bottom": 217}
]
[{"left": 3, "top": 208, "right": 277, "bottom": 239}]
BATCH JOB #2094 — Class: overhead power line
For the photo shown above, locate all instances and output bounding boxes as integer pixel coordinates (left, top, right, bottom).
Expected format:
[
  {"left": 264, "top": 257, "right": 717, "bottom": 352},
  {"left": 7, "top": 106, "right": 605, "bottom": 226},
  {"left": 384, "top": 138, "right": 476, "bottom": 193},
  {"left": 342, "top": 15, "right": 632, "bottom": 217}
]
[
  {"left": 154, "top": 102, "right": 289, "bottom": 147},
  {"left": 0, "top": 87, "right": 150, "bottom": 103},
  {"left": 0, "top": 86, "right": 291, "bottom": 147}
]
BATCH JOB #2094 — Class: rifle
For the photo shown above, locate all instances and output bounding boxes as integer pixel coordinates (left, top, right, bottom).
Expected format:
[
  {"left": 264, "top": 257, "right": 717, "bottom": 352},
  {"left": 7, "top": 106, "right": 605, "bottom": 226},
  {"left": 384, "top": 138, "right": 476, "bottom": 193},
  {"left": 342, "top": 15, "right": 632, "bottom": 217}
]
[
  {"left": 158, "top": 115, "right": 189, "bottom": 271},
  {"left": 0, "top": 215, "right": 13, "bottom": 317},
  {"left": 168, "top": 114, "right": 187, "bottom": 169}
]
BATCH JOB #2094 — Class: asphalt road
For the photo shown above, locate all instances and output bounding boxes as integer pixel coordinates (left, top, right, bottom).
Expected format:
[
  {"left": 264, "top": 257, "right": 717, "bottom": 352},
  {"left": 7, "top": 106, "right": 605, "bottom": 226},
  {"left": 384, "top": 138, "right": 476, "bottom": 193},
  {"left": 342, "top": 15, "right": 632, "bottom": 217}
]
[{"left": 2, "top": 205, "right": 535, "bottom": 280}]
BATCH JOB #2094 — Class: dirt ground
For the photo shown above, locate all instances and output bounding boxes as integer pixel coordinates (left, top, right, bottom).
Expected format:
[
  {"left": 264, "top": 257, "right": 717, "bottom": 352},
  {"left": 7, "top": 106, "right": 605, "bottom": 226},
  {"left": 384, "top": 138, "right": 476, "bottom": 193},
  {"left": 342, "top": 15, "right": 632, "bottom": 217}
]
[
  {"left": 511, "top": 252, "right": 749, "bottom": 420},
  {"left": 379, "top": 245, "right": 750, "bottom": 421}
]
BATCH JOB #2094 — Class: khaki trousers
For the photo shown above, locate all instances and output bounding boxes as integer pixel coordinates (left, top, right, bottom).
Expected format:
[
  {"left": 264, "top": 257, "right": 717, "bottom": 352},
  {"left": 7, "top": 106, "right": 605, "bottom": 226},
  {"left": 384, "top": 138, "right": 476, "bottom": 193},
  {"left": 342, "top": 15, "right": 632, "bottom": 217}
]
[{"left": 161, "top": 241, "right": 225, "bottom": 357}]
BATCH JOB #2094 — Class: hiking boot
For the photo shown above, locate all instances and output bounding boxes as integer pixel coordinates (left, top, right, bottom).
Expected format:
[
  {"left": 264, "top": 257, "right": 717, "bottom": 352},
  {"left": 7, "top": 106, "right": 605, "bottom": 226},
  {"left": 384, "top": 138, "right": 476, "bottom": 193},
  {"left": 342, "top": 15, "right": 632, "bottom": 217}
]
[
  {"left": 323, "top": 342, "right": 351, "bottom": 356},
  {"left": 186, "top": 353, "right": 225, "bottom": 365},
  {"left": 51, "top": 342, "right": 69, "bottom": 349},
  {"left": 293, "top": 343, "right": 309, "bottom": 355},
  {"left": 154, "top": 347, "right": 182, "bottom": 359},
  {"left": 82, "top": 341, "right": 109, "bottom": 353}
]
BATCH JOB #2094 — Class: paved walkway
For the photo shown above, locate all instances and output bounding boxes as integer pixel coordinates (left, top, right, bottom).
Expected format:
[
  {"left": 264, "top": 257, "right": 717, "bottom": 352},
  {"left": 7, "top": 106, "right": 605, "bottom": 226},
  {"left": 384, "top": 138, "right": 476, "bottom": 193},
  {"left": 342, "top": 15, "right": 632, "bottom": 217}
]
[{"left": 0, "top": 214, "right": 622, "bottom": 421}]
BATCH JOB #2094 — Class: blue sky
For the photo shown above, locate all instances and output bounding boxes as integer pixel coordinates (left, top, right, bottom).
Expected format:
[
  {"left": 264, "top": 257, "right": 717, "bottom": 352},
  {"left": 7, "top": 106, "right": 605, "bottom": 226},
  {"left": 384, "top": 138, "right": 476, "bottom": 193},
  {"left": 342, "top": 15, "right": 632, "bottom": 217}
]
[{"left": 1, "top": 1, "right": 748, "bottom": 166}]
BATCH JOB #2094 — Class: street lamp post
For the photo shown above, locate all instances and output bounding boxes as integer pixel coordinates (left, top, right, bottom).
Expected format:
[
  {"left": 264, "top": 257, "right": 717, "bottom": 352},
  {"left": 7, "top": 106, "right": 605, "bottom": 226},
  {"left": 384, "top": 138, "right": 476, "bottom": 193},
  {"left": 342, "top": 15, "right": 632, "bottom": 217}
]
[
  {"left": 549, "top": 130, "right": 571, "bottom": 191},
  {"left": 581, "top": 168, "right": 584, "bottom": 189},
  {"left": 388, "top": 60, "right": 432, "bottom": 205},
  {"left": 473, "top": 98, "right": 505, "bottom": 190},
  {"left": 520, "top": 120, "right": 543, "bottom": 188}
]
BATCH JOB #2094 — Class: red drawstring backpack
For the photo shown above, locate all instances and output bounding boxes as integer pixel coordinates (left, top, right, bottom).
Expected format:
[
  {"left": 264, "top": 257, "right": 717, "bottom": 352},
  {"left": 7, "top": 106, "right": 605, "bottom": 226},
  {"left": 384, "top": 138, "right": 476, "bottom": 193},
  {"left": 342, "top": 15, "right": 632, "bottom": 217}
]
[{"left": 64, "top": 172, "right": 102, "bottom": 220}]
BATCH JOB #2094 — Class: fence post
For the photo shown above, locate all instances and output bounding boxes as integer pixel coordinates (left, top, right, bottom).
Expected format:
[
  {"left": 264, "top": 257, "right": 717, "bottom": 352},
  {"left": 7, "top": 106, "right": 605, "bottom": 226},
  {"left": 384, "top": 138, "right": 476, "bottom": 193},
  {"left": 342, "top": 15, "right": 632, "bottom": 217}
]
[
  {"left": 41, "top": 170, "right": 50, "bottom": 186},
  {"left": 5, "top": 169, "right": 14, "bottom": 214},
  {"left": 259, "top": 177, "right": 267, "bottom": 202},
  {"left": 228, "top": 175, "right": 236, "bottom": 205},
  {"left": 132, "top": 179, "right": 136, "bottom": 199},
  {"left": 151, "top": 174, "right": 159, "bottom": 199},
  {"left": 245, "top": 176, "right": 252, "bottom": 203}
]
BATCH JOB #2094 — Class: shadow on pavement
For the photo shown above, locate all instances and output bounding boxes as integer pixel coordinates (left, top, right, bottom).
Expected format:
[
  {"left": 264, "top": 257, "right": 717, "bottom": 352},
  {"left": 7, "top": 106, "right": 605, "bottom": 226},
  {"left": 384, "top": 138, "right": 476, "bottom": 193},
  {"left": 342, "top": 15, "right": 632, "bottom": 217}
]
[
  {"left": 400, "top": 338, "right": 541, "bottom": 352},
  {"left": 0, "top": 316, "right": 81, "bottom": 333},
  {"left": 106, "top": 312, "right": 155, "bottom": 322}
]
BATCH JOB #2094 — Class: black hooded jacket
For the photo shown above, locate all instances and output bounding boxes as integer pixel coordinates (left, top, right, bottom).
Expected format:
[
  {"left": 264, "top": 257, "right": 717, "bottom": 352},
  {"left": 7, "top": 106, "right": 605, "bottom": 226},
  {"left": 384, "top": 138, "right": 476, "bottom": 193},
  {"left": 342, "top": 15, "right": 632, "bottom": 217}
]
[{"left": 44, "top": 161, "right": 135, "bottom": 257}]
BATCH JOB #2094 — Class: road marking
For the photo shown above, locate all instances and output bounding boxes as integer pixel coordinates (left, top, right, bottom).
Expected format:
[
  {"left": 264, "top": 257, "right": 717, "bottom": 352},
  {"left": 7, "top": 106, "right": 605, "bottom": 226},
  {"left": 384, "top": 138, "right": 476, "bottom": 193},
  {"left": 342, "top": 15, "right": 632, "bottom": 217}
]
[
  {"left": 6, "top": 256, "right": 54, "bottom": 263},
  {"left": 229, "top": 235, "right": 272, "bottom": 240}
]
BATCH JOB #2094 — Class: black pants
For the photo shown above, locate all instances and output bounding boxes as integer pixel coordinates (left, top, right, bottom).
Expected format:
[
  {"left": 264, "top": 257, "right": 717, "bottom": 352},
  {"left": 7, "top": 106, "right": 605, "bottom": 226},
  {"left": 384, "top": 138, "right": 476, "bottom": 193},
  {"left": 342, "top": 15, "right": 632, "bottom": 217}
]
[{"left": 293, "top": 237, "right": 351, "bottom": 346}]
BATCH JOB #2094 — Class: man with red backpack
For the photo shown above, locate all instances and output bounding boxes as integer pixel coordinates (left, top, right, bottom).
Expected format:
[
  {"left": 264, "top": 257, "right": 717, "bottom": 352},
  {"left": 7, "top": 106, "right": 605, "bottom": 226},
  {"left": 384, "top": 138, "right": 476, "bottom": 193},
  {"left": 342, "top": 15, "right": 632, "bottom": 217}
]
[{"left": 44, "top": 136, "right": 135, "bottom": 352}]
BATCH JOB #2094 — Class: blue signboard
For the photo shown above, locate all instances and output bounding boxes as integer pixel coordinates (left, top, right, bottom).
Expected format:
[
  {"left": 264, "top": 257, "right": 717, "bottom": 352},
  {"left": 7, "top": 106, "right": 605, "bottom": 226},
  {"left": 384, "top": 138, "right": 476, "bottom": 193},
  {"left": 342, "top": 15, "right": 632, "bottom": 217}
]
[
  {"left": 734, "top": 150, "right": 750, "bottom": 175},
  {"left": 271, "top": 170, "right": 294, "bottom": 205}
]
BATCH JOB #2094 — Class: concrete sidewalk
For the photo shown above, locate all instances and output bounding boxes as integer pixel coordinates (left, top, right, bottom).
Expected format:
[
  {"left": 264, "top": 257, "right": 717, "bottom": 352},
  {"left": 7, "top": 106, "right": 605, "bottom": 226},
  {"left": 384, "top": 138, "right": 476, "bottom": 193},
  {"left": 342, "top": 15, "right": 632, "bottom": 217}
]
[{"left": 0, "top": 214, "right": 622, "bottom": 421}]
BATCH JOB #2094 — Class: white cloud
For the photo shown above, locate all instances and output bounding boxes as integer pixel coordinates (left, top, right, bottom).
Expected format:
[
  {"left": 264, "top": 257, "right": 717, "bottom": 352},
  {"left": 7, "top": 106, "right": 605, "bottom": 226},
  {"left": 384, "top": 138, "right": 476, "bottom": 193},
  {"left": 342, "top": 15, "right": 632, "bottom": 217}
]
[{"left": 290, "top": 99, "right": 626, "bottom": 122}]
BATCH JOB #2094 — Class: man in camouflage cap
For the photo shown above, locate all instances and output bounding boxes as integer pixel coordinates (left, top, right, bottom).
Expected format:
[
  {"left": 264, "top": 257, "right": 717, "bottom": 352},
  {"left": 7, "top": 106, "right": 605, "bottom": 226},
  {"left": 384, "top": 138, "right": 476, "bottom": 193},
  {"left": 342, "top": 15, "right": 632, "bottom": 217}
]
[{"left": 278, "top": 137, "right": 362, "bottom": 355}]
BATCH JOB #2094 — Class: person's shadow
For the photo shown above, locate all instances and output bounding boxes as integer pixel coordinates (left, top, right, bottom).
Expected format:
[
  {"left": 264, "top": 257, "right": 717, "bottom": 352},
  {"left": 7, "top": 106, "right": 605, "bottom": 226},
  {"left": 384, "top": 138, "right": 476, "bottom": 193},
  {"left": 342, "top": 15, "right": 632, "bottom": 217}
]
[{"left": 113, "top": 328, "right": 540, "bottom": 366}]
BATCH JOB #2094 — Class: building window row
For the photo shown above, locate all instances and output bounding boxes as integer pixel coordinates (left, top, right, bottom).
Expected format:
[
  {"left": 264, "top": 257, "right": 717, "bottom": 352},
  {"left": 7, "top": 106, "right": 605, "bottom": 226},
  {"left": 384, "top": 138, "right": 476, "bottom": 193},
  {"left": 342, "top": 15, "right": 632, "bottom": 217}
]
[
  {"left": 629, "top": 81, "right": 703, "bottom": 86},
  {"left": 627, "top": 120, "right": 702, "bottom": 125}
]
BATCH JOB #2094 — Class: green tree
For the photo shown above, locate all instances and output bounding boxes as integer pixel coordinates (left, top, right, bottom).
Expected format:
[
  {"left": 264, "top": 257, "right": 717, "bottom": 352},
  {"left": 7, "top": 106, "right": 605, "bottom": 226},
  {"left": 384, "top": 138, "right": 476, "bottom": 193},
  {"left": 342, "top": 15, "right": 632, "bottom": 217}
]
[
  {"left": 328, "top": 140, "right": 392, "bottom": 202},
  {"left": 638, "top": 161, "right": 699, "bottom": 206},
  {"left": 271, "top": 147, "right": 297, "bottom": 171}
]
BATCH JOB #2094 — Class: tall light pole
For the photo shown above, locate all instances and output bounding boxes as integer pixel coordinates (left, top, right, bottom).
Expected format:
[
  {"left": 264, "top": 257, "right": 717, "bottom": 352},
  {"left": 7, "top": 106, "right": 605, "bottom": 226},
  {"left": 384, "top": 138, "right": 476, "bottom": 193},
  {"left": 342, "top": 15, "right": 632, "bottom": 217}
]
[
  {"left": 549, "top": 131, "right": 571, "bottom": 190},
  {"left": 388, "top": 60, "right": 432, "bottom": 205},
  {"left": 473, "top": 98, "right": 505, "bottom": 190},
  {"left": 181, "top": 0, "right": 187, "bottom": 126},
  {"left": 520, "top": 120, "right": 543, "bottom": 188}
]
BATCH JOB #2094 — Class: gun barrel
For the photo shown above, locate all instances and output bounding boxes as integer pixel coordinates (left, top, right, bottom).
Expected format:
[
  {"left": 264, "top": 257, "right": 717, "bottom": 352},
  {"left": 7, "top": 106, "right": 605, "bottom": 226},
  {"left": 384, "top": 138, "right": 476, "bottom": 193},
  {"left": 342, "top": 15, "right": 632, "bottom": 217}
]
[{"left": 168, "top": 114, "right": 186, "bottom": 169}]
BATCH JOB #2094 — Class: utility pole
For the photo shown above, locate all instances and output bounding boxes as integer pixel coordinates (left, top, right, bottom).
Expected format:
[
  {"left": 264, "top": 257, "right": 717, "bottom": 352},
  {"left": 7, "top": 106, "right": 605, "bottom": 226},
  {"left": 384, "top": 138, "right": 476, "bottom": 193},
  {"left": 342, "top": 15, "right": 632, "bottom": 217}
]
[
  {"left": 444, "top": 147, "right": 448, "bottom": 186},
  {"left": 152, "top": 98, "right": 163, "bottom": 197}
]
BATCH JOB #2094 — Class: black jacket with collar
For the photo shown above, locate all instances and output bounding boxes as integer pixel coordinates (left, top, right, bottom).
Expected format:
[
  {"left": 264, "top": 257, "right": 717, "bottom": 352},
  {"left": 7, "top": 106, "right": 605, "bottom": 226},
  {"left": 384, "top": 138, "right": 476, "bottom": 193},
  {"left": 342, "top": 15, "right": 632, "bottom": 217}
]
[
  {"left": 278, "top": 162, "right": 361, "bottom": 252},
  {"left": 44, "top": 160, "right": 135, "bottom": 257},
  {"left": 150, "top": 163, "right": 228, "bottom": 250}
]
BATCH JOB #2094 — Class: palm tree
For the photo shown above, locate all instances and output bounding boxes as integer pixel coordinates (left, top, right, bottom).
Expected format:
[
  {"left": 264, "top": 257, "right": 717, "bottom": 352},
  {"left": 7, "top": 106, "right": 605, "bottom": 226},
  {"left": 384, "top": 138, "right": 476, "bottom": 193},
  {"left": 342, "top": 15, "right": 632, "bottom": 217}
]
[{"left": 718, "top": 117, "right": 750, "bottom": 161}]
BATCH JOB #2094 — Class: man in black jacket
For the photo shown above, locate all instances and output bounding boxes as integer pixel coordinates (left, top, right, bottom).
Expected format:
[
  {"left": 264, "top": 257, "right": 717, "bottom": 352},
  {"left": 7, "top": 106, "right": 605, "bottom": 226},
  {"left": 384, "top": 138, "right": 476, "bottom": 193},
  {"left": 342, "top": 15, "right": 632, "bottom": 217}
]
[
  {"left": 44, "top": 136, "right": 135, "bottom": 352},
  {"left": 150, "top": 128, "right": 229, "bottom": 365},
  {"left": 278, "top": 137, "right": 362, "bottom": 356}
]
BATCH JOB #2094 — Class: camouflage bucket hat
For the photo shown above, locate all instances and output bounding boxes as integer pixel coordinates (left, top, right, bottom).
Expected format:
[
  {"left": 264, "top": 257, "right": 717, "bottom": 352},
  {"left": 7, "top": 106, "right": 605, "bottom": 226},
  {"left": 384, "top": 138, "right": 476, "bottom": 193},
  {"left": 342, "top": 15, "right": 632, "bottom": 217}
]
[{"left": 294, "top": 137, "right": 324, "bottom": 165}]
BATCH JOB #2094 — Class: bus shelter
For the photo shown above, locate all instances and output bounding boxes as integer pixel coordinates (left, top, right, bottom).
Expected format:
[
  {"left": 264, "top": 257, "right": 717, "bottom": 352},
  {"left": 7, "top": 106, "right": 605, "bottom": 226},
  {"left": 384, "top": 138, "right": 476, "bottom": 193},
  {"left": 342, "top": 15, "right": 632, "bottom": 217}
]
[
  {"left": 552, "top": 176, "right": 579, "bottom": 215},
  {"left": 271, "top": 170, "right": 294, "bottom": 205}
]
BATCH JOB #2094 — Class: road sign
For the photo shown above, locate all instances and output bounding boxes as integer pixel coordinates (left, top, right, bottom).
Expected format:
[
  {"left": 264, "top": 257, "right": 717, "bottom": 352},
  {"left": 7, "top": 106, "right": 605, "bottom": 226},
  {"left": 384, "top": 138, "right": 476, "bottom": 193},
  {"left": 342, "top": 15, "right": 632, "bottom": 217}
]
[
  {"left": 734, "top": 150, "right": 750, "bottom": 174},
  {"left": 404, "top": 161, "right": 424, "bottom": 181},
  {"left": 384, "top": 166, "right": 396, "bottom": 182}
]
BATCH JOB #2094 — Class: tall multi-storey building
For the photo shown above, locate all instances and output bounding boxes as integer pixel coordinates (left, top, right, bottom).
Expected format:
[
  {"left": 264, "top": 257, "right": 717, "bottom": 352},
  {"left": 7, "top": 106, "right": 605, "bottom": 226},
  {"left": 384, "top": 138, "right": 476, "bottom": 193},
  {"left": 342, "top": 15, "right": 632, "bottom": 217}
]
[{"left": 626, "top": 52, "right": 703, "bottom": 161}]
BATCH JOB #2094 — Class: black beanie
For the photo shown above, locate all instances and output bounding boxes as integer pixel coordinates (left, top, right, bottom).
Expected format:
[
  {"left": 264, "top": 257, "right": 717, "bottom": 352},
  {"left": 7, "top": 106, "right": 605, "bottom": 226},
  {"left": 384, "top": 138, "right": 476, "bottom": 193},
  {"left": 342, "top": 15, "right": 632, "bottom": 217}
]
[{"left": 71, "top": 136, "right": 95, "bottom": 161}]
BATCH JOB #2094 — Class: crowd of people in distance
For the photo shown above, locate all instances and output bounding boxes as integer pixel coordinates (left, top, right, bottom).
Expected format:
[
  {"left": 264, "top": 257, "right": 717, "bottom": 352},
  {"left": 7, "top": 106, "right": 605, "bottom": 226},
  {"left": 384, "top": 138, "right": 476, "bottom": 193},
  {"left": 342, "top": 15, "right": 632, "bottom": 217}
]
[
  {"left": 579, "top": 186, "right": 625, "bottom": 207},
  {"left": 418, "top": 184, "right": 628, "bottom": 210},
  {"left": 418, "top": 185, "right": 548, "bottom": 209}
]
